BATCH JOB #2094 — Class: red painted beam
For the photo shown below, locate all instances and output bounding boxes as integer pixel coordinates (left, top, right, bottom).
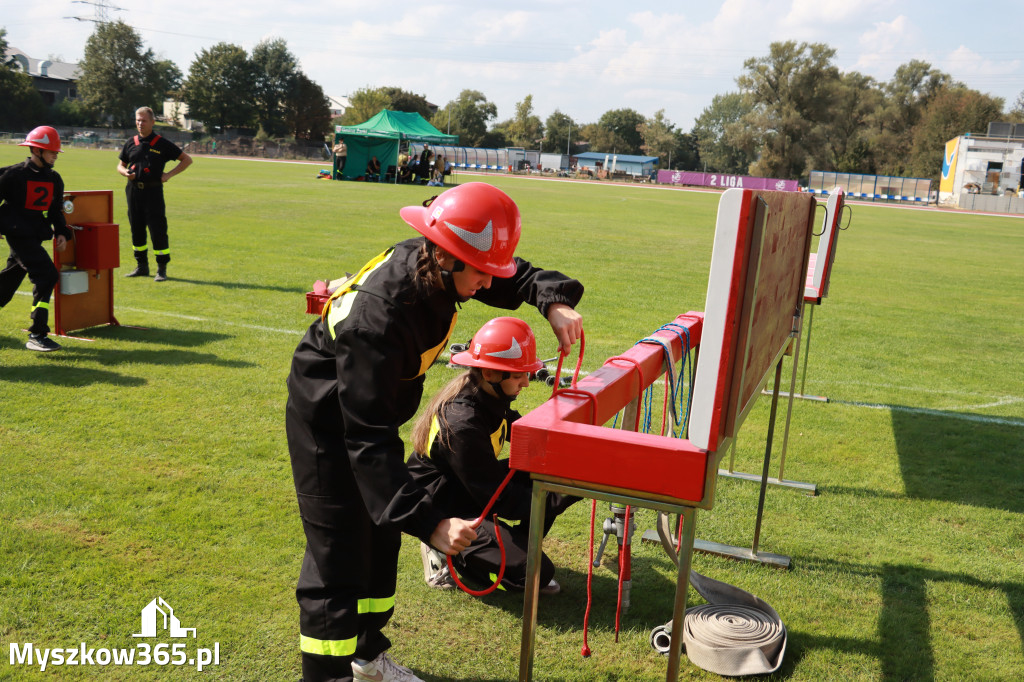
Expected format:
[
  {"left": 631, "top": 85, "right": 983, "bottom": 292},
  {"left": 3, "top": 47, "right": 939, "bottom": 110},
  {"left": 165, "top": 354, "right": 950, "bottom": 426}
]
[{"left": 510, "top": 313, "right": 710, "bottom": 503}]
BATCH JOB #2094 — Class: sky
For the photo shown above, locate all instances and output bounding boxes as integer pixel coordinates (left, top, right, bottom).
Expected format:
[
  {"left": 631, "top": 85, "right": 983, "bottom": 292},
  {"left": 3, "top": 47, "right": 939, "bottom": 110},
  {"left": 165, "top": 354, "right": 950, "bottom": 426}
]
[{"left": 4, "top": 0, "right": 1023, "bottom": 131}]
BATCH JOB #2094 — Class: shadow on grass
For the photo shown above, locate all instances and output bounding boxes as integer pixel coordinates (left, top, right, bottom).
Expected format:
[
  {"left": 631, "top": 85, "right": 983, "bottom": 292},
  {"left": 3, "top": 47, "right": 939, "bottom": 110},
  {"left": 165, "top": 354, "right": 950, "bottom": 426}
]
[
  {"left": 77, "top": 325, "right": 232, "bottom": 347},
  {"left": 790, "top": 556, "right": 1024, "bottom": 680},
  {"left": 890, "top": 406, "right": 1024, "bottom": 513},
  {"left": 68, "top": 345, "right": 255, "bottom": 369},
  {"left": 466, "top": 550, "right": 1024, "bottom": 680},
  {"left": 171, "top": 277, "right": 303, "bottom": 294},
  {"left": 0, "top": 363, "right": 146, "bottom": 387},
  {"left": 468, "top": 554, "right": 684, "bottom": 632}
]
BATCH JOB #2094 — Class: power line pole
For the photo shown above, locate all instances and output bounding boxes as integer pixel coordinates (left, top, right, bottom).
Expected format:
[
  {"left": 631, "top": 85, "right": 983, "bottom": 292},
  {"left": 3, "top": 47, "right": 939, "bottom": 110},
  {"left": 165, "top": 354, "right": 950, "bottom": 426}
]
[{"left": 65, "top": 0, "right": 125, "bottom": 24}]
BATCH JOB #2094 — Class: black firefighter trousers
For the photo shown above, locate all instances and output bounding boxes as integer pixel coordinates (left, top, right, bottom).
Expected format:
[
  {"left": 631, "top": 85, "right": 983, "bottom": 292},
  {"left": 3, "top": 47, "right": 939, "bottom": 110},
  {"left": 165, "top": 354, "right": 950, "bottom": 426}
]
[
  {"left": 0, "top": 236, "right": 59, "bottom": 336},
  {"left": 125, "top": 183, "right": 170, "bottom": 266},
  {"left": 286, "top": 397, "right": 398, "bottom": 682}
]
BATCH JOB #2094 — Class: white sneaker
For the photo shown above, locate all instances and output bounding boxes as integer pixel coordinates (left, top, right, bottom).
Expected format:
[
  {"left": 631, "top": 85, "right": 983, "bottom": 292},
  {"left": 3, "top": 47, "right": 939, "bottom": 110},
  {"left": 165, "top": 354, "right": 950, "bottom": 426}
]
[
  {"left": 352, "top": 651, "right": 424, "bottom": 682},
  {"left": 420, "top": 542, "right": 455, "bottom": 590},
  {"left": 540, "top": 578, "right": 561, "bottom": 595}
]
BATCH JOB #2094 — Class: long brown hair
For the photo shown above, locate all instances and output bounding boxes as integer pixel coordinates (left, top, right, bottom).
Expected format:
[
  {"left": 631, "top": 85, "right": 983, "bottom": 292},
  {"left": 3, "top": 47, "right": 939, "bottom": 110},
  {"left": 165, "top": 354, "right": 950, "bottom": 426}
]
[
  {"left": 414, "top": 240, "right": 445, "bottom": 293},
  {"left": 411, "top": 369, "right": 483, "bottom": 454}
]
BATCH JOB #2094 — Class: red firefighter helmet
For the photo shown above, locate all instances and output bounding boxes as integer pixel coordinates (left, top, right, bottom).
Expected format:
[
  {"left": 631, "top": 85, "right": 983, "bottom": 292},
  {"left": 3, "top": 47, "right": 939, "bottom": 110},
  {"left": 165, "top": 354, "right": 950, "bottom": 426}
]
[
  {"left": 19, "top": 126, "right": 62, "bottom": 153},
  {"left": 451, "top": 317, "right": 543, "bottom": 373},
  {"left": 400, "top": 182, "right": 520, "bottom": 277}
]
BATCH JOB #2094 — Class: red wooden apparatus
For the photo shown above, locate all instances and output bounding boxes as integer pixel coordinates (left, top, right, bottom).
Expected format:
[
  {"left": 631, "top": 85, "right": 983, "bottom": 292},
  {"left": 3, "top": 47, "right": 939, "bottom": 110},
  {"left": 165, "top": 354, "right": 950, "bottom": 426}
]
[
  {"left": 721, "top": 187, "right": 849, "bottom": 496},
  {"left": 512, "top": 188, "right": 816, "bottom": 680},
  {"left": 53, "top": 190, "right": 120, "bottom": 336}
]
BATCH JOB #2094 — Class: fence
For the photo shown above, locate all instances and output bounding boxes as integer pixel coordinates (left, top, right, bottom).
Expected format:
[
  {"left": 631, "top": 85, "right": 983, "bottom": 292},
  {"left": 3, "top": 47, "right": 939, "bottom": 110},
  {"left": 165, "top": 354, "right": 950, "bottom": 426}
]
[
  {"left": 2, "top": 129, "right": 330, "bottom": 162},
  {"left": 407, "top": 143, "right": 515, "bottom": 172},
  {"left": 805, "top": 171, "right": 933, "bottom": 204}
]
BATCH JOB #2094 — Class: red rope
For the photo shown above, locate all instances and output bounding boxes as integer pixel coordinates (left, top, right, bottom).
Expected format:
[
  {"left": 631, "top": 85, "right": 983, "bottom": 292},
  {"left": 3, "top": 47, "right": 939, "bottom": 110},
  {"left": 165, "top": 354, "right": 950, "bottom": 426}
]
[
  {"left": 447, "top": 469, "right": 517, "bottom": 597},
  {"left": 581, "top": 498, "right": 596, "bottom": 657}
]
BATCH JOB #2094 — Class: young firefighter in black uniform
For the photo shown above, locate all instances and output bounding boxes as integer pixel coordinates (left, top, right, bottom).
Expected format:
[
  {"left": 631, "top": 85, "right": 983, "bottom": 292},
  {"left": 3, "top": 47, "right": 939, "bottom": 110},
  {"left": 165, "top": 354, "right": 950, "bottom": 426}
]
[
  {"left": 0, "top": 126, "right": 72, "bottom": 352},
  {"left": 408, "top": 317, "right": 580, "bottom": 593},
  {"left": 286, "top": 182, "right": 584, "bottom": 682},
  {"left": 117, "top": 106, "right": 192, "bottom": 281}
]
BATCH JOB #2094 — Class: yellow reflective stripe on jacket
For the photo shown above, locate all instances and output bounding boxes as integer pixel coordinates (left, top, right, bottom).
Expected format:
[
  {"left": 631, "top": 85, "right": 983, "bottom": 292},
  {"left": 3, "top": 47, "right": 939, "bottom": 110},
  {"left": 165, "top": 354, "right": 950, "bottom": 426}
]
[
  {"left": 424, "top": 415, "right": 441, "bottom": 458},
  {"left": 299, "top": 633, "right": 357, "bottom": 657},
  {"left": 411, "top": 313, "right": 457, "bottom": 379},
  {"left": 489, "top": 419, "right": 507, "bottom": 457},
  {"left": 323, "top": 248, "right": 395, "bottom": 339},
  {"left": 488, "top": 573, "right": 508, "bottom": 591},
  {"left": 357, "top": 595, "right": 395, "bottom": 614}
]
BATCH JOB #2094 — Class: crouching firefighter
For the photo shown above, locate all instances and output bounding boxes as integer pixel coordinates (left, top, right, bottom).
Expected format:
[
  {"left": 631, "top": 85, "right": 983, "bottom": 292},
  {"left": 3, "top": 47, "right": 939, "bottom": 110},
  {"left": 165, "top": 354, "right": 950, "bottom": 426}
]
[
  {"left": 285, "top": 182, "right": 584, "bottom": 682},
  {"left": 0, "top": 126, "right": 72, "bottom": 352},
  {"left": 408, "top": 317, "right": 581, "bottom": 594}
]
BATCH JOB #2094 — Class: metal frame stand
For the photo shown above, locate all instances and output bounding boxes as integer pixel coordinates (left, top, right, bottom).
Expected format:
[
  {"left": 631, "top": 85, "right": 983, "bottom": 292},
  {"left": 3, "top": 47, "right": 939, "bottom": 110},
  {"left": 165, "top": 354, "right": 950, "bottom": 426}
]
[
  {"left": 729, "top": 302, "right": 821, "bottom": 496},
  {"left": 519, "top": 479, "right": 698, "bottom": 682}
]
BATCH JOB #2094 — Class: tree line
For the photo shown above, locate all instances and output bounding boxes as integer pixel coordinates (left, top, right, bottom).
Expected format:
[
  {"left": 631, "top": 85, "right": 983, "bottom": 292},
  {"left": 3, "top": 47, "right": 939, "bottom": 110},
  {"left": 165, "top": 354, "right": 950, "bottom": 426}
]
[
  {"left": 4, "top": 24, "right": 1024, "bottom": 180},
  {"left": 1, "top": 22, "right": 332, "bottom": 142},
  {"left": 314, "top": 40, "right": 1024, "bottom": 181}
]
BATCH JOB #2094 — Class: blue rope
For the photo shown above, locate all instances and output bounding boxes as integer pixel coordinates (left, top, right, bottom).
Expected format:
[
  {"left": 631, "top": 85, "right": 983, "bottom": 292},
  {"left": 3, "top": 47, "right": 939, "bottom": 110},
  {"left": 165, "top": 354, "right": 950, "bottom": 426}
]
[
  {"left": 608, "top": 322, "right": 697, "bottom": 438},
  {"left": 637, "top": 323, "right": 694, "bottom": 439}
]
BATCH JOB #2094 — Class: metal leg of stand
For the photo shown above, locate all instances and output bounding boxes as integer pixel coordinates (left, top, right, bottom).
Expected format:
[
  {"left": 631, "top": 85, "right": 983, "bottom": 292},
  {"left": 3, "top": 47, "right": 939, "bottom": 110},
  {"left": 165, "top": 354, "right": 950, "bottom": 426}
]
[
  {"left": 751, "top": 361, "right": 783, "bottom": 555},
  {"left": 519, "top": 484, "right": 548, "bottom": 681},
  {"left": 800, "top": 304, "right": 814, "bottom": 396},
  {"left": 698, "top": 360, "right": 792, "bottom": 569},
  {"left": 776, "top": 336, "right": 800, "bottom": 483},
  {"left": 666, "top": 507, "right": 697, "bottom": 681}
]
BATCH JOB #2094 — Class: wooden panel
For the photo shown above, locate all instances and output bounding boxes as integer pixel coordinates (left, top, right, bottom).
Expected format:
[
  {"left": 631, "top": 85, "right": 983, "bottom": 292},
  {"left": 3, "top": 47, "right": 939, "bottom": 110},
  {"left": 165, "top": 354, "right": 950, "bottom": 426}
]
[
  {"left": 57, "top": 269, "right": 112, "bottom": 333},
  {"left": 689, "top": 189, "right": 815, "bottom": 451}
]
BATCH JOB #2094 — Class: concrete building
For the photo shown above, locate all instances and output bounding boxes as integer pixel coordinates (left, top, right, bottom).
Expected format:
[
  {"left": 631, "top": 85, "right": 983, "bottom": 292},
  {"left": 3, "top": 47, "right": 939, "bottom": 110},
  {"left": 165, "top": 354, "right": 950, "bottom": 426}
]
[
  {"left": 5, "top": 47, "right": 80, "bottom": 106},
  {"left": 940, "top": 122, "right": 1024, "bottom": 213}
]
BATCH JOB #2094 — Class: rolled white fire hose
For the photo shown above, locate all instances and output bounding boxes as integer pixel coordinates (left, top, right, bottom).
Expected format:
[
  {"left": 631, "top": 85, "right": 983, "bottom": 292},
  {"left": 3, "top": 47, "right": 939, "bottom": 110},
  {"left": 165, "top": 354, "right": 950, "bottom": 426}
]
[{"left": 652, "top": 514, "right": 786, "bottom": 676}]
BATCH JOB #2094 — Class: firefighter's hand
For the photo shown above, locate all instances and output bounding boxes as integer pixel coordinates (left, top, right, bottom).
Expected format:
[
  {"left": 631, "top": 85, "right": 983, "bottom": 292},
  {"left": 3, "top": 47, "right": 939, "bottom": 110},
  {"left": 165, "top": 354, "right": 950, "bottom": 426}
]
[
  {"left": 547, "top": 303, "right": 583, "bottom": 355},
  {"left": 430, "top": 518, "right": 477, "bottom": 556},
  {"left": 55, "top": 235, "right": 67, "bottom": 252}
]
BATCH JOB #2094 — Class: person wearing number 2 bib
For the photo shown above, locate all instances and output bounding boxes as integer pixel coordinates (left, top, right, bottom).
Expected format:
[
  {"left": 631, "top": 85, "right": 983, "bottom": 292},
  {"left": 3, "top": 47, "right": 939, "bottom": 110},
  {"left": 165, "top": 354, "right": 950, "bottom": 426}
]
[{"left": 0, "top": 126, "right": 72, "bottom": 352}]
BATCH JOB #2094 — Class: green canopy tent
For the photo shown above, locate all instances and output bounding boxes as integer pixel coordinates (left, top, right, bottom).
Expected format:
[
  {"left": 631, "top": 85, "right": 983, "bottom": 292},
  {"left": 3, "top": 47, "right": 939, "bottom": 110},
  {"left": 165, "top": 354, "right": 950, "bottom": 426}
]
[{"left": 333, "top": 109, "right": 458, "bottom": 181}]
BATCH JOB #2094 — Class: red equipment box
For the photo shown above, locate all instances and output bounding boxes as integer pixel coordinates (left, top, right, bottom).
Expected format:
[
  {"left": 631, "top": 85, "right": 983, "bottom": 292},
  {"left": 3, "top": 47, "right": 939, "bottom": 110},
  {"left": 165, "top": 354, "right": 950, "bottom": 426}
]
[
  {"left": 73, "top": 222, "right": 120, "bottom": 271},
  {"left": 306, "top": 291, "right": 329, "bottom": 315}
]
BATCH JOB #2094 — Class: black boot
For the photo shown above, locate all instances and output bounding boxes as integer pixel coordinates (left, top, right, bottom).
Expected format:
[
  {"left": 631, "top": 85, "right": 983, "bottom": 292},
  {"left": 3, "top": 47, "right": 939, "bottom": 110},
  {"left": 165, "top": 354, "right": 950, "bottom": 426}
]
[
  {"left": 125, "top": 255, "right": 149, "bottom": 277},
  {"left": 154, "top": 265, "right": 168, "bottom": 282}
]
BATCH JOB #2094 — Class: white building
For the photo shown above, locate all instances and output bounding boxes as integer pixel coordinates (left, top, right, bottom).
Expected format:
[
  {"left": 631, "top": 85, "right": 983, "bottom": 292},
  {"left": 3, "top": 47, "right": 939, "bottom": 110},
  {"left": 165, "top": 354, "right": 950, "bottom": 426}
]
[
  {"left": 940, "top": 123, "right": 1024, "bottom": 212},
  {"left": 327, "top": 95, "right": 350, "bottom": 119}
]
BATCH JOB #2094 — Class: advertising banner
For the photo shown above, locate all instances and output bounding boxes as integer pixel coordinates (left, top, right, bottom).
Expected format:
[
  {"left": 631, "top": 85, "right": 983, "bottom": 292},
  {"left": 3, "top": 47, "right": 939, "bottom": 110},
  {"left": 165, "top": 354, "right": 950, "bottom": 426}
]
[
  {"left": 657, "top": 170, "right": 799, "bottom": 192},
  {"left": 939, "top": 137, "right": 960, "bottom": 194}
]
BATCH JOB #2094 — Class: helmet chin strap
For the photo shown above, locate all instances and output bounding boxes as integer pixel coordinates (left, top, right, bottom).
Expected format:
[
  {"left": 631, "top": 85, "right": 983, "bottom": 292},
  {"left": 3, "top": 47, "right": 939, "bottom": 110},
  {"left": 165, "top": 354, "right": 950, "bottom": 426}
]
[
  {"left": 486, "top": 371, "right": 516, "bottom": 403},
  {"left": 432, "top": 242, "right": 469, "bottom": 303},
  {"left": 31, "top": 148, "right": 53, "bottom": 170}
]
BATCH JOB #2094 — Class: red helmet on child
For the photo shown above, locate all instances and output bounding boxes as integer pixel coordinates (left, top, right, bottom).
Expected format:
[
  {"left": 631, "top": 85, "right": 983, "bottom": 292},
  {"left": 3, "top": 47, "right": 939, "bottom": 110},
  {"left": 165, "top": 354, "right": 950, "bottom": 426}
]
[
  {"left": 400, "top": 182, "right": 520, "bottom": 277},
  {"left": 451, "top": 317, "right": 543, "bottom": 373},
  {"left": 19, "top": 126, "right": 62, "bottom": 153}
]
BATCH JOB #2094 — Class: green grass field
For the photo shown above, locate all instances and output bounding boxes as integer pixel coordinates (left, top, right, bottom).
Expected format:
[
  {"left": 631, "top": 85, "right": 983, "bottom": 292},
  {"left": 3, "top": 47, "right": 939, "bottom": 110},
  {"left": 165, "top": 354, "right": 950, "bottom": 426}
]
[{"left": 1, "top": 145, "right": 1022, "bottom": 681}]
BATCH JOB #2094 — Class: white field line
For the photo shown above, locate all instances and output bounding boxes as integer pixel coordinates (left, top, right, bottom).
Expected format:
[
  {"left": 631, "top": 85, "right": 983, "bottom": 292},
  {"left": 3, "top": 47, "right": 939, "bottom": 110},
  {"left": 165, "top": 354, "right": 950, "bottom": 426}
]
[{"left": 831, "top": 399, "right": 1024, "bottom": 428}]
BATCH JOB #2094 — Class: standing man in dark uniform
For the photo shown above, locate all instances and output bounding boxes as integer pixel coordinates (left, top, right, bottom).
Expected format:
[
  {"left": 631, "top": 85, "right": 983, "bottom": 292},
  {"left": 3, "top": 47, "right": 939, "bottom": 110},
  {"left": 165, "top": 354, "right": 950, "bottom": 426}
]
[
  {"left": 117, "top": 106, "right": 192, "bottom": 282},
  {"left": 0, "top": 126, "right": 72, "bottom": 351}
]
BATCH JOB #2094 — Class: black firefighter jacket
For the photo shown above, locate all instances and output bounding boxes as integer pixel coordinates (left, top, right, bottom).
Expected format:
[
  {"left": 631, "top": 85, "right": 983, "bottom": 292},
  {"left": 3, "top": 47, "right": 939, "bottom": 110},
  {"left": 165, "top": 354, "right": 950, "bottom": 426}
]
[
  {"left": 287, "top": 236, "right": 584, "bottom": 544},
  {"left": 0, "top": 159, "right": 71, "bottom": 241}
]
